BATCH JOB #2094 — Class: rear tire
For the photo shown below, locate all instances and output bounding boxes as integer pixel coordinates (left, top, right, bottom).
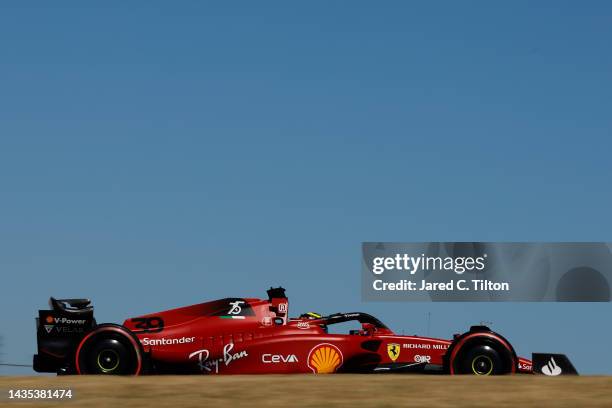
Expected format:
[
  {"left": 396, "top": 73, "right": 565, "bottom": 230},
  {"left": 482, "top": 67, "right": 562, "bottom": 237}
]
[
  {"left": 456, "top": 344, "right": 509, "bottom": 375},
  {"left": 76, "top": 326, "right": 141, "bottom": 375}
]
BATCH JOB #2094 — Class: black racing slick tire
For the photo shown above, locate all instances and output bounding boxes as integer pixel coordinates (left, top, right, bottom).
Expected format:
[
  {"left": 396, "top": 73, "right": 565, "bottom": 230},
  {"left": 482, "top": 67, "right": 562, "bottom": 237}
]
[
  {"left": 456, "top": 344, "right": 510, "bottom": 375},
  {"left": 75, "top": 325, "right": 142, "bottom": 375}
]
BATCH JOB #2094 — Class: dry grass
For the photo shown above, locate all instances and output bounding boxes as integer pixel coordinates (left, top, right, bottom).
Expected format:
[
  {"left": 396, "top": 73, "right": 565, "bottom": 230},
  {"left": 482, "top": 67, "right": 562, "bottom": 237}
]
[{"left": 1, "top": 375, "right": 611, "bottom": 408}]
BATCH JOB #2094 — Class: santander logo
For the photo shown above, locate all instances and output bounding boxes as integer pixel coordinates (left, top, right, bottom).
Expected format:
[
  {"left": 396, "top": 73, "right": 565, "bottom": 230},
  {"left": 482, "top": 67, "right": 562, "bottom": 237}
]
[{"left": 541, "top": 357, "right": 562, "bottom": 376}]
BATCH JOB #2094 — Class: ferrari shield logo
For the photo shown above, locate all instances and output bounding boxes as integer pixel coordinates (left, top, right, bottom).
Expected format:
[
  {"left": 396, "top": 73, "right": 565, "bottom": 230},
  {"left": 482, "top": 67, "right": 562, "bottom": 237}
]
[{"left": 387, "top": 343, "right": 400, "bottom": 361}]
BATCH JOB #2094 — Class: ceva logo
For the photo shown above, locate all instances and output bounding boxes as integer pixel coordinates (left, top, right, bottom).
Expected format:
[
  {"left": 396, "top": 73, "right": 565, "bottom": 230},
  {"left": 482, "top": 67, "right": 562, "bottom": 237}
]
[
  {"left": 262, "top": 354, "right": 299, "bottom": 363},
  {"left": 541, "top": 357, "right": 562, "bottom": 376}
]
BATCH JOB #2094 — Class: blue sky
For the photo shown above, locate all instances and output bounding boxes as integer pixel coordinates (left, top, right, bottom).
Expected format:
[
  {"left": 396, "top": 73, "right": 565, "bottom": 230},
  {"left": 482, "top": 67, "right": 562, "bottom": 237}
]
[{"left": 1, "top": 2, "right": 611, "bottom": 374}]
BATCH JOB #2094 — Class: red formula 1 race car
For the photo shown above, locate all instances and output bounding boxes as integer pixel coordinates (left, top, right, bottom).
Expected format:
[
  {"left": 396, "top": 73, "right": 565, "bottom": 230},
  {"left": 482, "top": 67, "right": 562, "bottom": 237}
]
[{"left": 33, "top": 287, "right": 577, "bottom": 376}]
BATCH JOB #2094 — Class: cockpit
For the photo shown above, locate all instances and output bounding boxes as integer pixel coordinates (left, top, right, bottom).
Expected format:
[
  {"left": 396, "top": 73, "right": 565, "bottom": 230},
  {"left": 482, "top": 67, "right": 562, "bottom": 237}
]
[{"left": 294, "top": 312, "right": 392, "bottom": 335}]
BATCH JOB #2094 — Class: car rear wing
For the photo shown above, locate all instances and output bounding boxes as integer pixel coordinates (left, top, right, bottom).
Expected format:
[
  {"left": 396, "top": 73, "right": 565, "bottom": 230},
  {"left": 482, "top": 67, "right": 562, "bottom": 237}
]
[
  {"left": 33, "top": 297, "right": 96, "bottom": 373},
  {"left": 49, "top": 297, "right": 93, "bottom": 314}
]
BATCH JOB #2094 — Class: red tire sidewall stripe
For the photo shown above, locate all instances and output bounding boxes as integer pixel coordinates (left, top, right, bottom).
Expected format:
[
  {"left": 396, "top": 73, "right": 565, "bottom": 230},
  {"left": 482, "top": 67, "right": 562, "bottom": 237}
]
[
  {"left": 75, "top": 326, "right": 142, "bottom": 375},
  {"left": 449, "top": 332, "right": 516, "bottom": 375}
]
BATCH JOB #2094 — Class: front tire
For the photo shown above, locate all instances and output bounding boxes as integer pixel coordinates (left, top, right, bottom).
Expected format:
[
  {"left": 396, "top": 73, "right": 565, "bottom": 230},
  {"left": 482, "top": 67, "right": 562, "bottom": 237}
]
[{"left": 456, "top": 344, "right": 509, "bottom": 375}]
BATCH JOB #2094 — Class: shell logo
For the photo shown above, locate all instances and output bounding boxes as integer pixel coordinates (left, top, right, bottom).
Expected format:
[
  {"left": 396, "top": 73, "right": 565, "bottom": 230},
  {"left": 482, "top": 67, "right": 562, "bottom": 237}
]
[
  {"left": 45, "top": 316, "right": 54, "bottom": 324},
  {"left": 307, "top": 343, "right": 343, "bottom": 374}
]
